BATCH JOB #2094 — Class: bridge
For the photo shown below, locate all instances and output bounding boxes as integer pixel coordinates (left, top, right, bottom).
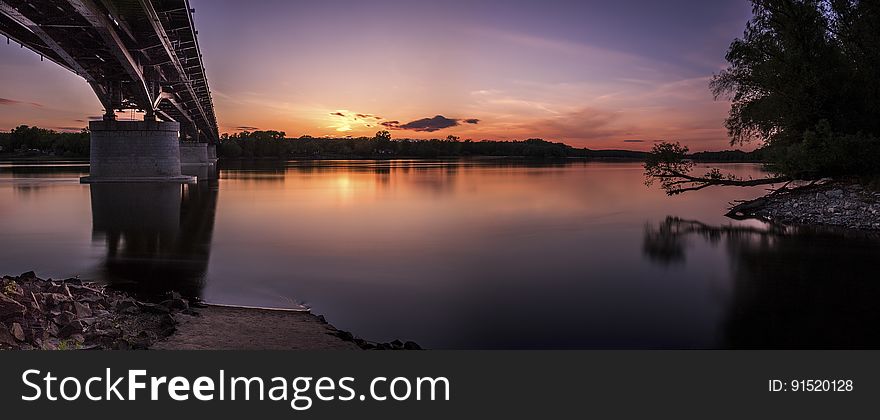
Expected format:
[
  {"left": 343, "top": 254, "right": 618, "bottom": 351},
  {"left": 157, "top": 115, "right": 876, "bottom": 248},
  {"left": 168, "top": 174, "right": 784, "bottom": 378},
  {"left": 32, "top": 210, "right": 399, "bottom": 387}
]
[{"left": 0, "top": 0, "right": 218, "bottom": 182}]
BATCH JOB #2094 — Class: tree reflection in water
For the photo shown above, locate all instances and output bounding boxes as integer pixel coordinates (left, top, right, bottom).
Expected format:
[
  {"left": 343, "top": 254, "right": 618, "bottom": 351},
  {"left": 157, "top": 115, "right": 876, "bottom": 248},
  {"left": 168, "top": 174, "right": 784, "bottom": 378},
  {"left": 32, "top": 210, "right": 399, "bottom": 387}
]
[{"left": 644, "top": 217, "right": 880, "bottom": 349}]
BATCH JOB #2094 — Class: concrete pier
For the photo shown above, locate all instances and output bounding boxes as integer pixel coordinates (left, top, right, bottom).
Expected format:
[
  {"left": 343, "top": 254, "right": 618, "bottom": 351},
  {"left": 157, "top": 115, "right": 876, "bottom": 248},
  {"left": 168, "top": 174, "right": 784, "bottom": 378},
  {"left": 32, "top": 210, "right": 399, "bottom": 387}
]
[
  {"left": 81, "top": 120, "right": 196, "bottom": 183},
  {"left": 180, "top": 142, "right": 218, "bottom": 181},
  {"left": 180, "top": 142, "right": 209, "bottom": 166}
]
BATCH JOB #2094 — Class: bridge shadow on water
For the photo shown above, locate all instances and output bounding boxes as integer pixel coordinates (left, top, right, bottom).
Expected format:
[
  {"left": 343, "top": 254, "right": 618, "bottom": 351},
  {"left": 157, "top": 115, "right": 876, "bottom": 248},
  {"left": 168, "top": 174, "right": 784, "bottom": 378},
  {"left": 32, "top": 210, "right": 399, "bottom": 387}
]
[
  {"left": 88, "top": 179, "right": 218, "bottom": 300},
  {"left": 643, "top": 217, "right": 880, "bottom": 349}
]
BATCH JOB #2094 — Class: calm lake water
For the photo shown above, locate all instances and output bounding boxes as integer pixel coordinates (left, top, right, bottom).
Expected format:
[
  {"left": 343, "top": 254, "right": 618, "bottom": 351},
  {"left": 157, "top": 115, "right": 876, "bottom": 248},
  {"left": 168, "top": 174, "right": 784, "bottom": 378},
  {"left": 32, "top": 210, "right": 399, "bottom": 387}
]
[{"left": 2, "top": 159, "right": 879, "bottom": 349}]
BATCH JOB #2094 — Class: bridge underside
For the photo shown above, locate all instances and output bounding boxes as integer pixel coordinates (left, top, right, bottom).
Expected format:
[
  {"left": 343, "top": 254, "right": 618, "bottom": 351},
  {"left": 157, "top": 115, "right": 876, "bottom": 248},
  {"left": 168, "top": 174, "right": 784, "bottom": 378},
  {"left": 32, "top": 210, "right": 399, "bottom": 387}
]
[
  {"left": 0, "top": 0, "right": 218, "bottom": 142},
  {"left": 1, "top": 0, "right": 219, "bottom": 182}
]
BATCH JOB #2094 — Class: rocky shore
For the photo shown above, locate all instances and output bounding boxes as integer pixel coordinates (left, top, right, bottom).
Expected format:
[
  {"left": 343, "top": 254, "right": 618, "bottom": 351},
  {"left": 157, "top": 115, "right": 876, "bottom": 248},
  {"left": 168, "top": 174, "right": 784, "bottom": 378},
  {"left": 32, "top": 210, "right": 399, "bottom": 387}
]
[
  {"left": 2, "top": 272, "right": 422, "bottom": 350},
  {"left": 731, "top": 182, "right": 880, "bottom": 230},
  {"left": 0, "top": 272, "right": 188, "bottom": 350}
]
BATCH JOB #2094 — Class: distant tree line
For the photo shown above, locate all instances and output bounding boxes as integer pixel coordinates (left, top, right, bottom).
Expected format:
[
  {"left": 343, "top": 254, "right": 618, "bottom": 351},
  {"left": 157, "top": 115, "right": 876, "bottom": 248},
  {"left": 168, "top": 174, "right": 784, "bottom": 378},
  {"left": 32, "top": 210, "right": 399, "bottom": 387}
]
[
  {"left": 218, "top": 130, "right": 591, "bottom": 159},
  {"left": 0, "top": 125, "right": 89, "bottom": 157},
  {"left": 217, "top": 130, "right": 765, "bottom": 161},
  {"left": 0, "top": 125, "right": 764, "bottom": 162}
]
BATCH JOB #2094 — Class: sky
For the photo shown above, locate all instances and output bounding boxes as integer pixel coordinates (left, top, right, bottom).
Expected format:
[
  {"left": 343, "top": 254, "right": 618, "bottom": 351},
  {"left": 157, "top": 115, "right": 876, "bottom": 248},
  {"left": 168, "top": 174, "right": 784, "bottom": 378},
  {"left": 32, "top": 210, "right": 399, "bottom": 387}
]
[{"left": 0, "top": 0, "right": 754, "bottom": 151}]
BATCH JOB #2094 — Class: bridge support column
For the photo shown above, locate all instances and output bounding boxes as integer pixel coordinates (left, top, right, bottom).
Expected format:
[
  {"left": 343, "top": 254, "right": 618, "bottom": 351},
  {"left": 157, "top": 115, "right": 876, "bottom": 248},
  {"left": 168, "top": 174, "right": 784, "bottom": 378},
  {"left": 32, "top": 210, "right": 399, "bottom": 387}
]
[
  {"left": 81, "top": 120, "right": 196, "bottom": 183},
  {"left": 180, "top": 142, "right": 209, "bottom": 166},
  {"left": 180, "top": 142, "right": 217, "bottom": 181}
]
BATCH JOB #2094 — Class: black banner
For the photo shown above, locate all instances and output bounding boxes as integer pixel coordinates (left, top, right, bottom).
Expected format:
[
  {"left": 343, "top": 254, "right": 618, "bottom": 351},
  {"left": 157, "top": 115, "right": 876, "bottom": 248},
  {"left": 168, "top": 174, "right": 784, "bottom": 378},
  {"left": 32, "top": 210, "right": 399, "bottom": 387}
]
[{"left": 0, "top": 351, "right": 876, "bottom": 419}]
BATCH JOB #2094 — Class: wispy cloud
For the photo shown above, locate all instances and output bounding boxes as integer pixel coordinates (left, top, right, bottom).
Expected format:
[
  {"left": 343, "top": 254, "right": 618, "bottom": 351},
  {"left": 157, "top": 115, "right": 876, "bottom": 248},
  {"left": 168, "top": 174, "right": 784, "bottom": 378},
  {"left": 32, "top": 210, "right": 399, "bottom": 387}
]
[
  {"left": 50, "top": 126, "right": 85, "bottom": 132},
  {"left": 0, "top": 97, "right": 43, "bottom": 108}
]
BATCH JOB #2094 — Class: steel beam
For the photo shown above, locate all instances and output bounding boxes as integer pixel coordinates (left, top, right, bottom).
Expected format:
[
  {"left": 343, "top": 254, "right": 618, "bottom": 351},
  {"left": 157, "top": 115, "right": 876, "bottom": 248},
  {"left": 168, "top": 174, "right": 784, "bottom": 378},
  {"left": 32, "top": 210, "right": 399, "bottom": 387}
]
[
  {"left": 0, "top": 1, "right": 115, "bottom": 110},
  {"left": 137, "top": 0, "right": 211, "bottom": 137},
  {"left": 0, "top": 2, "right": 96, "bottom": 81},
  {"left": 64, "top": 0, "right": 154, "bottom": 113}
]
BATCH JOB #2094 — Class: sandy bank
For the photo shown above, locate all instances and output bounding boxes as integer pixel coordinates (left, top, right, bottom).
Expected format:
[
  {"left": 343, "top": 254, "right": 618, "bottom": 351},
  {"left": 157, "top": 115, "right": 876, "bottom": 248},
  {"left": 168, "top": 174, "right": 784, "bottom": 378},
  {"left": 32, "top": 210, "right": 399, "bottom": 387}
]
[{"left": 152, "top": 305, "right": 359, "bottom": 350}]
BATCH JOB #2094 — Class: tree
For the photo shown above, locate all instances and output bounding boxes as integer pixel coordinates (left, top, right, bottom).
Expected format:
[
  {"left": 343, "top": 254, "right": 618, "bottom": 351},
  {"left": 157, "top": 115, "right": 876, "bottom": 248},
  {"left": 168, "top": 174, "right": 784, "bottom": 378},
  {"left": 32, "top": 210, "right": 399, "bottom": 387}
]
[
  {"left": 708, "top": 0, "right": 880, "bottom": 178},
  {"left": 219, "top": 141, "right": 243, "bottom": 158},
  {"left": 644, "top": 142, "right": 790, "bottom": 195},
  {"left": 648, "top": 0, "right": 880, "bottom": 195},
  {"left": 373, "top": 130, "right": 392, "bottom": 154}
]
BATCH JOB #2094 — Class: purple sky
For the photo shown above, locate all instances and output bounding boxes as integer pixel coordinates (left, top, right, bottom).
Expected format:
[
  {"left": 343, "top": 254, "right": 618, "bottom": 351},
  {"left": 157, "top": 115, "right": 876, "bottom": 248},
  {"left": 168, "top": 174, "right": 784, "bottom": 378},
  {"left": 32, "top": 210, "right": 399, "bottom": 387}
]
[{"left": 0, "top": 0, "right": 753, "bottom": 150}]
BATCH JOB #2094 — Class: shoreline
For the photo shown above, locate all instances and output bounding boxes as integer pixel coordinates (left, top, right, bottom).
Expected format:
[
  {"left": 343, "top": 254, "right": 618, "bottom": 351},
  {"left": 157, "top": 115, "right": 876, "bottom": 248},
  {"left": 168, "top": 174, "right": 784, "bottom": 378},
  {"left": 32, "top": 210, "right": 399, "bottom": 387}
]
[
  {"left": 1, "top": 273, "right": 420, "bottom": 351},
  {"left": 0, "top": 153, "right": 759, "bottom": 164},
  {"left": 728, "top": 181, "right": 880, "bottom": 231}
]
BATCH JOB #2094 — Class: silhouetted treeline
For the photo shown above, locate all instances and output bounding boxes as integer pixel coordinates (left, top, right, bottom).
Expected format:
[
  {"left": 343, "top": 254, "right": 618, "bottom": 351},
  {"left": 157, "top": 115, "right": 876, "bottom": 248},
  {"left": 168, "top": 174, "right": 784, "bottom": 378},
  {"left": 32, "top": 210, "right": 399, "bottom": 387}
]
[
  {"left": 689, "top": 149, "right": 766, "bottom": 163},
  {"left": 0, "top": 125, "right": 763, "bottom": 162},
  {"left": 217, "top": 130, "right": 764, "bottom": 161},
  {"left": 218, "top": 130, "right": 586, "bottom": 159},
  {"left": 0, "top": 125, "right": 89, "bottom": 157}
]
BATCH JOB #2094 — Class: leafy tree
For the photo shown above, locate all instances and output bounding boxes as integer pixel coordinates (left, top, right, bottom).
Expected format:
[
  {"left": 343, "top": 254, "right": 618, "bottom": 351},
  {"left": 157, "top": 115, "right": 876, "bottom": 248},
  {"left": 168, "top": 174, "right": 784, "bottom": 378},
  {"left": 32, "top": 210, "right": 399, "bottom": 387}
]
[
  {"left": 373, "top": 130, "right": 392, "bottom": 154},
  {"left": 708, "top": 0, "right": 880, "bottom": 178},
  {"left": 647, "top": 0, "right": 880, "bottom": 195},
  {"left": 220, "top": 141, "right": 243, "bottom": 158}
]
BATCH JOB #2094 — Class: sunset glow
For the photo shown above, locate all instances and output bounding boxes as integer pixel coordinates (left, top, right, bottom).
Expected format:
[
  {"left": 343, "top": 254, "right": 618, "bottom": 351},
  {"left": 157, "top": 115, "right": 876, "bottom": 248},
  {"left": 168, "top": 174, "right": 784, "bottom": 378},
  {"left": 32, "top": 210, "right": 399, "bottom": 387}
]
[{"left": 0, "top": 0, "right": 753, "bottom": 151}]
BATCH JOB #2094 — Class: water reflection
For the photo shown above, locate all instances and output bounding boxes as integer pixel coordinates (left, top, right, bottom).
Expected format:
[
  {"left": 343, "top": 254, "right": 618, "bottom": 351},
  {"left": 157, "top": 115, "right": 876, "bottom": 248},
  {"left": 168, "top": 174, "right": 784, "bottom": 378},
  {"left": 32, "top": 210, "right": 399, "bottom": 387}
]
[
  {"left": 89, "top": 181, "right": 218, "bottom": 299},
  {"left": 643, "top": 217, "right": 880, "bottom": 348},
  {"left": 5, "top": 160, "right": 880, "bottom": 348}
]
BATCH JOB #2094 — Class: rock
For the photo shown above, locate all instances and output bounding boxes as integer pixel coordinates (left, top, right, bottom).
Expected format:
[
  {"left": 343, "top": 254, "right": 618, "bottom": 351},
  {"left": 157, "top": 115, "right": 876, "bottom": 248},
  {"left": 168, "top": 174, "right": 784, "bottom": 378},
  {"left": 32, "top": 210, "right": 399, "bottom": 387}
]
[
  {"left": 59, "top": 320, "right": 84, "bottom": 338},
  {"left": 115, "top": 298, "right": 138, "bottom": 311},
  {"left": 164, "top": 298, "right": 189, "bottom": 311},
  {"left": 827, "top": 189, "right": 844, "bottom": 199},
  {"left": 19, "top": 271, "right": 36, "bottom": 279},
  {"left": 11, "top": 322, "right": 25, "bottom": 341},
  {"left": 0, "top": 324, "right": 17, "bottom": 346},
  {"left": 46, "top": 322, "right": 60, "bottom": 337},
  {"left": 141, "top": 302, "right": 171, "bottom": 314},
  {"left": 54, "top": 310, "right": 76, "bottom": 325},
  {"left": 403, "top": 341, "right": 422, "bottom": 350},
  {"left": 45, "top": 293, "right": 71, "bottom": 307},
  {"left": 62, "top": 278, "right": 83, "bottom": 286},
  {"left": 0, "top": 294, "right": 26, "bottom": 321},
  {"left": 390, "top": 339, "right": 404, "bottom": 349},
  {"left": 73, "top": 301, "right": 93, "bottom": 318}
]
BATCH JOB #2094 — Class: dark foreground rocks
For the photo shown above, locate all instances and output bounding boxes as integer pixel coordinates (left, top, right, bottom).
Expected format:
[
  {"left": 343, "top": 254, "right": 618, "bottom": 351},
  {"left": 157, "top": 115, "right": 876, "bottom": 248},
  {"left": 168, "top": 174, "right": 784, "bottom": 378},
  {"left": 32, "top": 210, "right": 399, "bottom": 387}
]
[
  {"left": 754, "top": 183, "right": 880, "bottom": 230},
  {"left": 2, "top": 271, "right": 423, "bottom": 351},
  {"left": 727, "top": 181, "right": 880, "bottom": 231},
  {"left": 0, "top": 272, "right": 190, "bottom": 350},
  {"left": 328, "top": 325, "right": 422, "bottom": 350}
]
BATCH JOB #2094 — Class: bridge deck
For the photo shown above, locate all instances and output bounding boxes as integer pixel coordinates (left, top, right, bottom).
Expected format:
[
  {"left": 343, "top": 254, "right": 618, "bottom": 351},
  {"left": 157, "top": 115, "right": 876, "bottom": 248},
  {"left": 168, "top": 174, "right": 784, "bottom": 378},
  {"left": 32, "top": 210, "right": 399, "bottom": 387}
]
[{"left": 0, "top": 0, "right": 218, "bottom": 142}]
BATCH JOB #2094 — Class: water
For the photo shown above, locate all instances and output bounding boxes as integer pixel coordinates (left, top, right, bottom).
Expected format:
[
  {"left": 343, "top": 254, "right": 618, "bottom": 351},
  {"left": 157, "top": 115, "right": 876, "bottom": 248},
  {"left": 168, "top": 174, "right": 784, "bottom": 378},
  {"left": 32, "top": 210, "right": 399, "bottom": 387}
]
[{"left": 1, "top": 159, "right": 879, "bottom": 349}]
